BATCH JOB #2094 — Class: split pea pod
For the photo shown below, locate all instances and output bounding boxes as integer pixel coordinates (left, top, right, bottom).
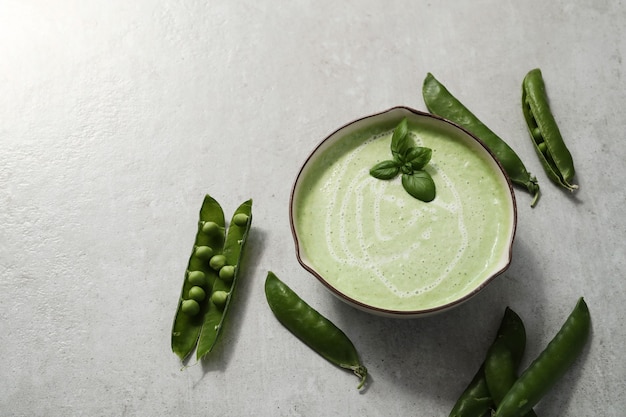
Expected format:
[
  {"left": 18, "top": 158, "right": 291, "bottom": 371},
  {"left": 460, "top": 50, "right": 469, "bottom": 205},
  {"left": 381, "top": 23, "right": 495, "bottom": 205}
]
[
  {"left": 449, "top": 308, "right": 528, "bottom": 417},
  {"left": 522, "top": 69, "right": 578, "bottom": 191},
  {"left": 423, "top": 73, "right": 540, "bottom": 207},
  {"left": 495, "top": 298, "right": 591, "bottom": 417},
  {"left": 171, "top": 195, "right": 226, "bottom": 361},
  {"left": 264, "top": 271, "right": 368, "bottom": 389},
  {"left": 195, "top": 199, "right": 253, "bottom": 359}
]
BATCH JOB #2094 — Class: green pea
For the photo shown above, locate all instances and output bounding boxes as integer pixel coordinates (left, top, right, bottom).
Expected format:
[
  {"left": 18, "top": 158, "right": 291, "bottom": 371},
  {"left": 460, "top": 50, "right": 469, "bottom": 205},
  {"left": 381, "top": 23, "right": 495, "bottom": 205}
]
[
  {"left": 209, "top": 254, "right": 227, "bottom": 271},
  {"left": 265, "top": 271, "right": 368, "bottom": 389},
  {"left": 423, "top": 72, "right": 540, "bottom": 207},
  {"left": 181, "top": 299, "right": 200, "bottom": 316},
  {"left": 233, "top": 213, "right": 249, "bottom": 227},
  {"left": 201, "top": 221, "right": 221, "bottom": 235},
  {"left": 188, "top": 286, "right": 206, "bottom": 302},
  {"left": 187, "top": 270, "right": 206, "bottom": 286},
  {"left": 537, "top": 141, "right": 547, "bottom": 154},
  {"left": 211, "top": 290, "right": 229, "bottom": 309},
  {"left": 532, "top": 127, "right": 542, "bottom": 141},
  {"left": 194, "top": 245, "right": 213, "bottom": 260},
  {"left": 219, "top": 265, "right": 235, "bottom": 282}
]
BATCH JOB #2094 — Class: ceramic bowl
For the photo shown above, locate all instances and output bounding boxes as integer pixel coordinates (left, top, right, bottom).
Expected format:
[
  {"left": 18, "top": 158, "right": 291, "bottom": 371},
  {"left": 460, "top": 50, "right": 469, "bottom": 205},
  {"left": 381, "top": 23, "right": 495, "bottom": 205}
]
[{"left": 290, "top": 106, "right": 517, "bottom": 318}]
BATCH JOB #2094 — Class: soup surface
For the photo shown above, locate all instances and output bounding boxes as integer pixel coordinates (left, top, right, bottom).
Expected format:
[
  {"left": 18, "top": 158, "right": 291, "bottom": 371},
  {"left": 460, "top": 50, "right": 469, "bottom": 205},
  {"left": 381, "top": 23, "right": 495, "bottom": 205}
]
[{"left": 293, "top": 116, "right": 514, "bottom": 312}]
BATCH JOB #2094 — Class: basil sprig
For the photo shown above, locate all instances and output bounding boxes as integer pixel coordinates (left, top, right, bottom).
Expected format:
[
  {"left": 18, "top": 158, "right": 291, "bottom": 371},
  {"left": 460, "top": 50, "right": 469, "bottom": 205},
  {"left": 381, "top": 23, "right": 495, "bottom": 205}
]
[{"left": 369, "top": 118, "right": 436, "bottom": 202}]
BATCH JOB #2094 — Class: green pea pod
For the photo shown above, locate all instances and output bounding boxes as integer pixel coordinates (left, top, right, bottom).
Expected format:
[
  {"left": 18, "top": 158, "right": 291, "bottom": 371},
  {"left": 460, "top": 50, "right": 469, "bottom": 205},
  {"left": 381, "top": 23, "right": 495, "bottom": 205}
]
[
  {"left": 484, "top": 309, "right": 538, "bottom": 417},
  {"left": 264, "top": 271, "right": 368, "bottom": 389},
  {"left": 423, "top": 73, "right": 540, "bottom": 207},
  {"left": 495, "top": 298, "right": 591, "bottom": 417},
  {"left": 449, "top": 308, "right": 527, "bottom": 417},
  {"left": 171, "top": 195, "right": 226, "bottom": 361},
  {"left": 484, "top": 346, "right": 538, "bottom": 417},
  {"left": 196, "top": 199, "right": 253, "bottom": 359},
  {"left": 448, "top": 367, "right": 492, "bottom": 417},
  {"left": 522, "top": 68, "right": 578, "bottom": 192},
  {"left": 483, "top": 308, "right": 526, "bottom": 395}
]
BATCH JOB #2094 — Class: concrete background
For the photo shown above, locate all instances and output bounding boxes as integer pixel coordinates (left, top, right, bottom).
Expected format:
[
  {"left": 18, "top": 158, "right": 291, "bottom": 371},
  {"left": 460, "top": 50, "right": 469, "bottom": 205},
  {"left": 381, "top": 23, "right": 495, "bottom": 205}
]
[{"left": 1, "top": 1, "right": 624, "bottom": 416}]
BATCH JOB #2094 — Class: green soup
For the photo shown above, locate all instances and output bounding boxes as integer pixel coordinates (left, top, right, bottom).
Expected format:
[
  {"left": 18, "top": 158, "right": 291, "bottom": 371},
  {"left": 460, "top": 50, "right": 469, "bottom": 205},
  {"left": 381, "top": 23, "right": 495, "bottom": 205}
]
[{"left": 293, "top": 112, "right": 515, "bottom": 313}]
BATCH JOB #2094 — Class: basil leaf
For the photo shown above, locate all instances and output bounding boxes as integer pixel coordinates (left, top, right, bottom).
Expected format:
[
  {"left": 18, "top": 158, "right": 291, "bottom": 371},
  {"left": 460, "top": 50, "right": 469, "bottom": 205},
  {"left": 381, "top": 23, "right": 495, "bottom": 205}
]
[
  {"left": 390, "top": 118, "right": 409, "bottom": 158},
  {"left": 405, "top": 146, "right": 432, "bottom": 171},
  {"left": 401, "top": 171, "right": 436, "bottom": 202},
  {"left": 370, "top": 160, "right": 401, "bottom": 180},
  {"left": 368, "top": 118, "right": 437, "bottom": 202}
]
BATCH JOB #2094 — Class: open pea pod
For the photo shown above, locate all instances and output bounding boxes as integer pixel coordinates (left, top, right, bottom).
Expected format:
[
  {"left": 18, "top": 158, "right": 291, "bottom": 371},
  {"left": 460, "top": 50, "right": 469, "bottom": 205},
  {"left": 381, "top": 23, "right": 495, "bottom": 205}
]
[
  {"left": 522, "top": 68, "right": 578, "bottom": 192},
  {"left": 196, "top": 199, "right": 253, "bottom": 360},
  {"left": 171, "top": 195, "right": 226, "bottom": 361}
]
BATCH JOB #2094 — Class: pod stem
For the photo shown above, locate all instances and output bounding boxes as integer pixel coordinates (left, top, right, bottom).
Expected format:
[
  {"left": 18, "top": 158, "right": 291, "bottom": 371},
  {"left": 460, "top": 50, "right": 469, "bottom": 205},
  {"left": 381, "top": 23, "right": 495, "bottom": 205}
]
[
  {"left": 564, "top": 181, "right": 579, "bottom": 192},
  {"left": 529, "top": 179, "right": 540, "bottom": 207},
  {"left": 352, "top": 365, "right": 368, "bottom": 389}
]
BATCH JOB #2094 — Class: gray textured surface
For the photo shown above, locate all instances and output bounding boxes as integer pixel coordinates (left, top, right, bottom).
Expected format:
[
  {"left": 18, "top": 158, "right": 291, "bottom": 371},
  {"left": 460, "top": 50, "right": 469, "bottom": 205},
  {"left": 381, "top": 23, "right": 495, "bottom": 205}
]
[{"left": 1, "top": 1, "right": 624, "bottom": 416}]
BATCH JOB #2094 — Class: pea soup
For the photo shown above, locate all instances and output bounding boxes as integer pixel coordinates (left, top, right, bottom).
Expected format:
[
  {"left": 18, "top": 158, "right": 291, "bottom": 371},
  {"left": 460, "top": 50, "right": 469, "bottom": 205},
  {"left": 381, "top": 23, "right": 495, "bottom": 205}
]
[{"left": 292, "top": 111, "right": 515, "bottom": 313}]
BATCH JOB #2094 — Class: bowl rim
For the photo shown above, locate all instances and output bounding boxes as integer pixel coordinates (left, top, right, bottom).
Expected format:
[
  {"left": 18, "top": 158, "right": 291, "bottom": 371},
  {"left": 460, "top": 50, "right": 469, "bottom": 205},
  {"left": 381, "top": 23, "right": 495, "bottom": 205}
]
[{"left": 289, "top": 106, "right": 518, "bottom": 318}]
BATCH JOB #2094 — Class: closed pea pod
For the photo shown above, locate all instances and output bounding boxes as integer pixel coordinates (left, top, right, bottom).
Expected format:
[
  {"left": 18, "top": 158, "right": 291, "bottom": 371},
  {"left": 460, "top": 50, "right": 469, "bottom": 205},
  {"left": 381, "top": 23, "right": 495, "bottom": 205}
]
[
  {"left": 171, "top": 195, "right": 225, "bottom": 361},
  {"left": 495, "top": 298, "right": 591, "bottom": 417},
  {"left": 484, "top": 345, "right": 537, "bottom": 417},
  {"left": 195, "top": 199, "right": 253, "bottom": 359},
  {"left": 264, "top": 271, "right": 368, "bottom": 389},
  {"left": 422, "top": 73, "right": 540, "bottom": 207},
  {"left": 449, "top": 308, "right": 528, "bottom": 417},
  {"left": 484, "top": 309, "right": 538, "bottom": 417},
  {"left": 522, "top": 68, "right": 578, "bottom": 191}
]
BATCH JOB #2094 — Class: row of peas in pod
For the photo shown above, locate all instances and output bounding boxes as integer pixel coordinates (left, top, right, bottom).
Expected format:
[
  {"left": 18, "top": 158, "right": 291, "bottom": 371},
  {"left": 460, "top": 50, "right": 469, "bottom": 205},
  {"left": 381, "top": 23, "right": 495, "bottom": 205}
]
[{"left": 171, "top": 195, "right": 252, "bottom": 361}]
